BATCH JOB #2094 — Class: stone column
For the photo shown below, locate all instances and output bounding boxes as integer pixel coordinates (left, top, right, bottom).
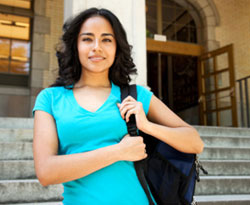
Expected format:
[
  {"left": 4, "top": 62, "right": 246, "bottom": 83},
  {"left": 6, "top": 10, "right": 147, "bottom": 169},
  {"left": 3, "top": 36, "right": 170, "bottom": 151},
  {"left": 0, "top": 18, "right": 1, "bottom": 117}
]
[
  {"left": 30, "top": 0, "right": 50, "bottom": 116},
  {"left": 64, "top": 0, "right": 147, "bottom": 86}
]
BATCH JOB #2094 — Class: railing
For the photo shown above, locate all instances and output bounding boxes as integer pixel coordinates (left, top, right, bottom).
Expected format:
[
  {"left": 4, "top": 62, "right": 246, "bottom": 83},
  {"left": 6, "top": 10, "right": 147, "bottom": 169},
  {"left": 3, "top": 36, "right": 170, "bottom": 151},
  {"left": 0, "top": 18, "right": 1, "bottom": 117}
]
[{"left": 237, "top": 75, "right": 250, "bottom": 127}]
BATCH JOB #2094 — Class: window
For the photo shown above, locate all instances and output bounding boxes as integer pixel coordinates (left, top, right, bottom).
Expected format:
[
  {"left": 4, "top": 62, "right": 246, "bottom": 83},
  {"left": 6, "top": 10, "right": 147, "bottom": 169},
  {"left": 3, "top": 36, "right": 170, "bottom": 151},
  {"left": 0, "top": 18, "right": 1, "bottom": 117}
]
[
  {"left": 146, "top": 0, "right": 198, "bottom": 43},
  {"left": 0, "top": 0, "right": 32, "bottom": 86},
  {"left": 0, "top": 14, "right": 30, "bottom": 75},
  {"left": 0, "top": 0, "right": 31, "bottom": 9}
]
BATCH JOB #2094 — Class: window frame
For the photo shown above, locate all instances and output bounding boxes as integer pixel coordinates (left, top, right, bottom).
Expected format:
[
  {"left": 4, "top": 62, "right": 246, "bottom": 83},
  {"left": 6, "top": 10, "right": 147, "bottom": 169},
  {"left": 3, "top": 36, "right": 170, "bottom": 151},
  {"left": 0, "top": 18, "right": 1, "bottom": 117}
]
[{"left": 0, "top": 1, "right": 33, "bottom": 87}]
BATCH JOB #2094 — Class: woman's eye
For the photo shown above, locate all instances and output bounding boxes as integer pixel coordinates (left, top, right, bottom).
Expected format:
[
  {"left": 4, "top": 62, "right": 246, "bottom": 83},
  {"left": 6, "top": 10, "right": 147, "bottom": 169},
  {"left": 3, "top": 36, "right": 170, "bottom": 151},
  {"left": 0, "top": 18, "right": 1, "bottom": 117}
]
[
  {"left": 82, "top": 38, "right": 92, "bottom": 42},
  {"left": 103, "top": 38, "right": 112, "bottom": 42}
]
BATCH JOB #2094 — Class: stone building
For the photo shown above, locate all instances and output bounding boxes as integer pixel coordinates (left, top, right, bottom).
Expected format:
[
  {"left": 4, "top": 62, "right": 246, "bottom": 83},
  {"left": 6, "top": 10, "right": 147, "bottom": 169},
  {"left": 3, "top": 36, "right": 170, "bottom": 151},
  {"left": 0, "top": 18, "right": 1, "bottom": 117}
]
[{"left": 0, "top": 0, "right": 249, "bottom": 127}]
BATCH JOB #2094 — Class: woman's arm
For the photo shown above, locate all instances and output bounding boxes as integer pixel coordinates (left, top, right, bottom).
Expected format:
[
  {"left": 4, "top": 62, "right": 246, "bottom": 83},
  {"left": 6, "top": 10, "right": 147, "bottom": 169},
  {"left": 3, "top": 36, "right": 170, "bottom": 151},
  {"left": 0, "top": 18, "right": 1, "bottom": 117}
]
[
  {"left": 33, "top": 110, "right": 147, "bottom": 186},
  {"left": 118, "top": 95, "right": 204, "bottom": 154}
]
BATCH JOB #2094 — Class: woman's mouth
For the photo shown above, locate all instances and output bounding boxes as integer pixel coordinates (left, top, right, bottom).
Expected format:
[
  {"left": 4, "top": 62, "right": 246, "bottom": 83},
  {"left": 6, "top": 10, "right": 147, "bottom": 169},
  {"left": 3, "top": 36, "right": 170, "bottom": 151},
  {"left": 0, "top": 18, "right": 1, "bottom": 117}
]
[{"left": 89, "top": 56, "right": 105, "bottom": 62}]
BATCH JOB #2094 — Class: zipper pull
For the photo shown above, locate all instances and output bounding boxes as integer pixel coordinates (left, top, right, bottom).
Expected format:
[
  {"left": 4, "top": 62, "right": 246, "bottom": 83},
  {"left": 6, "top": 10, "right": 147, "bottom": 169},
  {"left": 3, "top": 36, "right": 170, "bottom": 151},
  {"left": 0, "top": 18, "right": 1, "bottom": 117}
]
[
  {"left": 195, "top": 157, "right": 201, "bottom": 182},
  {"left": 200, "top": 163, "right": 208, "bottom": 175}
]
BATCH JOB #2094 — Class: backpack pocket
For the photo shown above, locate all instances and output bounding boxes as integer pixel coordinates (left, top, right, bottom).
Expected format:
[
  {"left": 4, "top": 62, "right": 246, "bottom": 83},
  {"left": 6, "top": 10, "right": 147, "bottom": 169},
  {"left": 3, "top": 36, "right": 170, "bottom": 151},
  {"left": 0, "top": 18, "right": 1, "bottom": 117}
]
[{"left": 146, "top": 152, "right": 185, "bottom": 205}]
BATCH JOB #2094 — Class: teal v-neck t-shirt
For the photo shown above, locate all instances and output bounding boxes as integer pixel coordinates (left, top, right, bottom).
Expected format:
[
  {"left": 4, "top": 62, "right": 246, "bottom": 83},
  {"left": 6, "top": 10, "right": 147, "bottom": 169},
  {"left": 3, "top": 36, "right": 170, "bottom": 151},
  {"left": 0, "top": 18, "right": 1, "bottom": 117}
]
[{"left": 33, "top": 82, "right": 153, "bottom": 205}]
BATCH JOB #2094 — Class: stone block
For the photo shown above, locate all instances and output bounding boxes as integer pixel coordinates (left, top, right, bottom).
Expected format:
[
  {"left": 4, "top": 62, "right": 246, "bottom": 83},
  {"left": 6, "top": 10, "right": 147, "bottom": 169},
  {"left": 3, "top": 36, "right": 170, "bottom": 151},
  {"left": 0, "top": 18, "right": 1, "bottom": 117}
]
[
  {"left": 0, "top": 180, "right": 63, "bottom": 203},
  {"left": 34, "top": 16, "right": 50, "bottom": 35},
  {"left": 31, "top": 70, "right": 44, "bottom": 88},
  {"left": 0, "top": 160, "right": 35, "bottom": 180},
  {"left": 0, "top": 117, "right": 34, "bottom": 129},
  {"left": 201, "top": 160, "right": 250, "bottom": 176},
  {"left": 195, "top": 194, "right": 250, "bottom": 204},
  {"left": 200, "top": 147, "right": 250, "bottom": 160},
  {"left": 0, "top": 86, "right": 30, "bottom": 96},
  {"left": 0, "top": 128, "right": 33, "bottom": 142},
  {"left": 204, "top": 26, "right": 216, "bottom": 41},
  {"left": 201, "top": 135, "right": 250, "bottom": 148},
  {"left": 0, "top": 142, "right": 33, "bottom": 160},
  {"left": 195, "top": 176, "right": 250, "bottom": 195},
  {"left": 0, "top": 95, "right": 30, "bottom": 118},
  {"left": 205, "top": 16, "right": 217, "bottom": 26},
  {"left": 33, "top": 33, "right": 45, "bottom": 51},
  {"left": 34, "top": 0, "right": 46, "bottom": 16},
  {"left": 32, "top": 51, "right": 50, "bottom": 70},
  {"left": 205, "top": 40, "right": 220, "bottom": 51},
  {"left": 197, "top": 0, "right": 209, "bottom": 8},
  {"left": 194, "top": 125, "right": 250, "bottom": 137},
  {"left": 203, "top": 5, "right": 214, "bottom": 17}
]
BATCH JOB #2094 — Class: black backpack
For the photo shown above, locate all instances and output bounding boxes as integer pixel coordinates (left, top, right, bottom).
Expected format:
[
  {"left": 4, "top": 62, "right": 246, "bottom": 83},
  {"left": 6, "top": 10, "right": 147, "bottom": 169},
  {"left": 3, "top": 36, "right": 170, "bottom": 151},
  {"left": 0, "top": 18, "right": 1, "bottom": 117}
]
[{"left": 121, "top": 85, "right": 207, "bottom": 205}]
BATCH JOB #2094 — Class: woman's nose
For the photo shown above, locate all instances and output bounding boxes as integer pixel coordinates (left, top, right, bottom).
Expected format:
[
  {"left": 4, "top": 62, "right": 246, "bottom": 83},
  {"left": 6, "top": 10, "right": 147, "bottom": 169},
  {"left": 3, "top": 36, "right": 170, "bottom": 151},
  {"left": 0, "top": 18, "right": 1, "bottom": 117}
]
[{"left": 93, "top": 39, "right": 101, "bottom": 51}]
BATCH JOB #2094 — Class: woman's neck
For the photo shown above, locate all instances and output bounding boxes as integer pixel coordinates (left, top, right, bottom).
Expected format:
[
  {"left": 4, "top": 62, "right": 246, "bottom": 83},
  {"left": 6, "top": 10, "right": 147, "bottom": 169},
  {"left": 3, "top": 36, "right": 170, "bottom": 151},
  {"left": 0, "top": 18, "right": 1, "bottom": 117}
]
[{"left": 74, "top": 72, "right": 111, "bottom": 88}]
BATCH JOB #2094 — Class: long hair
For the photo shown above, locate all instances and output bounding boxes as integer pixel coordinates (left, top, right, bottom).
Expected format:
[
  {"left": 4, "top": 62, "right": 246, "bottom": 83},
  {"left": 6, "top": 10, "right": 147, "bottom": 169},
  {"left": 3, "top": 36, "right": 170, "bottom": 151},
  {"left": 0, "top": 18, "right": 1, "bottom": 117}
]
[{"left": 51, "top": 7, "right": 137, "bottom": 88}]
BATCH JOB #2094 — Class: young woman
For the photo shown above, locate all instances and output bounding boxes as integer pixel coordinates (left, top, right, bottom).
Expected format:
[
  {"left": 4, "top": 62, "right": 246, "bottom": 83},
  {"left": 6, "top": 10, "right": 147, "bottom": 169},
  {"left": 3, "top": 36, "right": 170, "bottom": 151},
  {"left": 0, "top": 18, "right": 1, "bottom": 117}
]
[{"left": 33, "top": 8, "right": 204, "bottom": 204}]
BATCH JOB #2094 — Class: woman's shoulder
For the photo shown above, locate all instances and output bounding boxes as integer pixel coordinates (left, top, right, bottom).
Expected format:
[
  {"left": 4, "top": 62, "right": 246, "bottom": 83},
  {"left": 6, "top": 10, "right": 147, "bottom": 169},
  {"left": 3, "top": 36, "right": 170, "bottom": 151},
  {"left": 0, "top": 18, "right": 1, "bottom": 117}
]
[
  {"left": 136, "top": 84, "right": 153, "bottom": 96},
  {"left": 37, "top": 86, "right": 71, "bottom": 99}
]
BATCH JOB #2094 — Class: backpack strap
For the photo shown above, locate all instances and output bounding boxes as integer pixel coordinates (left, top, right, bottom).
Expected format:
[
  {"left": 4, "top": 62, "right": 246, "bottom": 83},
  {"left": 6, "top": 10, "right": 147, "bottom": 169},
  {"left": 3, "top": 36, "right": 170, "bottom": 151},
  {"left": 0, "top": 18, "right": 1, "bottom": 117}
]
[
  {"left": 121, "top": 84, "right": 155, "bottom": 205},
  {"left": 121, "top": 85, "right": 137, "bottom": 136}
]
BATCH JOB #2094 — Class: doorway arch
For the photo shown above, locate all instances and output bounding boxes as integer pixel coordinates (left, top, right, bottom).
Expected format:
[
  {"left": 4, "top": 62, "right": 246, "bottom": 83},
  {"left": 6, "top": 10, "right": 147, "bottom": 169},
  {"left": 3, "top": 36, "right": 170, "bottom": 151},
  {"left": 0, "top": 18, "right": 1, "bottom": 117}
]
[{"left": 146, "top": 0, "right": 220, "bottom": 125}]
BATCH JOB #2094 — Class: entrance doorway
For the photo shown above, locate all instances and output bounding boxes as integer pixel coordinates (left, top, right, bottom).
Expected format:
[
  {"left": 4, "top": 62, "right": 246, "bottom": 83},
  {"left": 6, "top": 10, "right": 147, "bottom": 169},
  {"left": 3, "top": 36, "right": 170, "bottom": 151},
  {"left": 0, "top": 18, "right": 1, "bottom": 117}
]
[
  {"left": 147, "top": 53, "right": 198, "bottom": 113},
  {"left": 146, "top": 0, "right": 237, "bottom": 126},
  {"left": 146, "top": 0, "right": 202, "bottom": 124},
  {"left": 147, "top": 51, "right": 200, "bottom": 124}
]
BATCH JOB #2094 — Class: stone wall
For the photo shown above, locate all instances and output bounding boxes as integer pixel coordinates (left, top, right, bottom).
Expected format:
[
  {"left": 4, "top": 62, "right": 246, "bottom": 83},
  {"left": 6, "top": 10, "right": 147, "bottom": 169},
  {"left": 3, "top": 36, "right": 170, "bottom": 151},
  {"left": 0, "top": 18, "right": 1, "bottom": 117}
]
[
  {"left": 44, "top": 0, "right": 64, "bottom": 87},
  {"left": 29, "top": 0, "right": 63, "bottom": 116}
]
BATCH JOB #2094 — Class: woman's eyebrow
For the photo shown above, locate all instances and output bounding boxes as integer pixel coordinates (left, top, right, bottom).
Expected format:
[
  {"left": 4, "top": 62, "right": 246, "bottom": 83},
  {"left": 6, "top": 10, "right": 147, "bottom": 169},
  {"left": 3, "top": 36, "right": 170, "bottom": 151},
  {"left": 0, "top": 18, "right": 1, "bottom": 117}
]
[
  {"left": 80, "top": 32, "right": 94, "bottom": 36},
  {"left": 102, "top": 33, "right": 114, "bottom": 37},
  {"left": 79, "top": 32, "right": 114, "bottom": 37}
]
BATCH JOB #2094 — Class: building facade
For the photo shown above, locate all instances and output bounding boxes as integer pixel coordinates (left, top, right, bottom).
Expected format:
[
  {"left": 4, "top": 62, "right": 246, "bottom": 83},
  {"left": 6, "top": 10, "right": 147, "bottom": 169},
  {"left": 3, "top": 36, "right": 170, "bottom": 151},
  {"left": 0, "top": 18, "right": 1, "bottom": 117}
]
[{"left": 0, "top": 0, "right": 249, "bottom": 127}]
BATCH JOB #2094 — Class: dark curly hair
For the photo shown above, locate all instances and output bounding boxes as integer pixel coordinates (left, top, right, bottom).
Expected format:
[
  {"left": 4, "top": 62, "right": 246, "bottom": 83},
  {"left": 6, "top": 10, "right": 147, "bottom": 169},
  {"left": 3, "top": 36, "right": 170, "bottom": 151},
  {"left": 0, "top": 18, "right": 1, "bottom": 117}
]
[{"left": 50, "top": 7, "right": 137, "bottom": 88}]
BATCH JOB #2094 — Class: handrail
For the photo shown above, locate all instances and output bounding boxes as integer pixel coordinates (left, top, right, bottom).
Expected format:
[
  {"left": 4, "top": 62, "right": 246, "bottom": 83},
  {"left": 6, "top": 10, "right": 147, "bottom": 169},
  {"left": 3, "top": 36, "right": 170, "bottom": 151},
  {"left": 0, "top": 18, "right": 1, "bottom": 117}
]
[
  {"left": 236, "top": 75, "right": 250, "bottom": 127},
  {"left": 236, "top": 75, "right": 250, "bottom": 82}
]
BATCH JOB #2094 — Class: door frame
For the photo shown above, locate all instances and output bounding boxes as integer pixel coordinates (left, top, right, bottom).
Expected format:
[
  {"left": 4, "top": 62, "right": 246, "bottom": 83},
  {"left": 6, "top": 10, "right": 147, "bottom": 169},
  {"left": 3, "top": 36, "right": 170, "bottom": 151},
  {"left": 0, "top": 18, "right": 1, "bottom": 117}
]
[
  {"left": 198, "top": 44, "right": 237, "bottom": 127},
  {"left": 147, "top": 38, "right": 203, "bottom": 56}
]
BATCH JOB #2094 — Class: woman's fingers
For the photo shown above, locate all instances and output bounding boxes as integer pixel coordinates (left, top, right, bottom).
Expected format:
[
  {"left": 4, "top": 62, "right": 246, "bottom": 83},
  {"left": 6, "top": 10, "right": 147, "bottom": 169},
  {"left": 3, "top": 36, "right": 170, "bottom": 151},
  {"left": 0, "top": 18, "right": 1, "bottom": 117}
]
[
  {"left": 123, "top": 95, "right": 136, "bottom": 103},
  {"left": 119, "top": 103, "right": 136, "bottom": 119},
  {"left": 119, "top": 135, "right": 147, "bottom": 161},
  {"left": 117, "top": 96, "right": 148, "bottom": 130},
  {"left": 125, "top": 108, "right": 137, "bottom": 122}
]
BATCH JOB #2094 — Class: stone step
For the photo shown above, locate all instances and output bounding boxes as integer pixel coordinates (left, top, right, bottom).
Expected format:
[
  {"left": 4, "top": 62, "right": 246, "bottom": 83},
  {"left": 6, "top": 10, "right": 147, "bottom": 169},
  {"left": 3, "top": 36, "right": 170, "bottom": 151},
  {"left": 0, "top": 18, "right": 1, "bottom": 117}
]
[
  {"left": 0, "top": 128, "right": 33, "bottom": 143},
  {"left": 3, "top": 159, "right": 249, "bottom": 181},
  {"left": 194, "top": 126, "right": 250, "bottom": 137},
  {"left": 195, "top": 176, "right": 250, "bottom": 195},
  {"left": 1, "top": 143, "right": 249, "bottom": 161},
  {"left": 0, "top": 179, "right": 63, "bottom": 204},
  {"left": 194, "top": 194, "right": 250, "bottom": 205},
  {"left": 2, "top": 128, "right": 250, "bottom": 147},
  {"left": 201, "top": 135, "right": 250, "bottom": 148},
  {"left": 0, "top": 117, "right": 34, "bottom": 129},
  {"left": 199, "top": 147, "right": 250, "bottom": 160},
  {"left": 0, "top": 142, "right": 33, "bottom": 160},
  {"left": 0, "top": 160, "right": 35, "bottom": 180},
  {"left": 200, "top": 160, "right": 250, "bottom": 176}
]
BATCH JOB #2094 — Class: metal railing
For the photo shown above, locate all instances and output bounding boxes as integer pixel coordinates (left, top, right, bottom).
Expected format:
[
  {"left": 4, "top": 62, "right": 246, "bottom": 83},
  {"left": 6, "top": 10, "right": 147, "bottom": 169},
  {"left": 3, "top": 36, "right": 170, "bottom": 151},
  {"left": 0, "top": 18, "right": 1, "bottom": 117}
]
[{"left": 237, "top": 75, "right": 250, "bottom": 127}]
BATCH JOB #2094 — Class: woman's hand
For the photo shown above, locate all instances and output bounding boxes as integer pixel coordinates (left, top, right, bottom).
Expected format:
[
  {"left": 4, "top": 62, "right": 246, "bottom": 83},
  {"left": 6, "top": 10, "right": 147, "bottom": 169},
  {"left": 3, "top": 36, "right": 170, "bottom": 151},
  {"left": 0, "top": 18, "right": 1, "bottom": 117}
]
[
  {"left": 117, "top": 96, "right": 149, "bottom": 132},
  {"left": 117, "top": 134, "right": 147, "bottom": 161}
]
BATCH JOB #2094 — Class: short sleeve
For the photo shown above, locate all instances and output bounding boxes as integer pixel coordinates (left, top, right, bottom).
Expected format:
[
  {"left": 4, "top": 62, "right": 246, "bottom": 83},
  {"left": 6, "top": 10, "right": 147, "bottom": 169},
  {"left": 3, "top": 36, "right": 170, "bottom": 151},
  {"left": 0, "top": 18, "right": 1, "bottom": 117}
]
[
  {"left": 136, "top": 85, "right": 153, "bottom": 115},
  {"left": 32, "top": 88, "right": 53, "bottom": 117}
]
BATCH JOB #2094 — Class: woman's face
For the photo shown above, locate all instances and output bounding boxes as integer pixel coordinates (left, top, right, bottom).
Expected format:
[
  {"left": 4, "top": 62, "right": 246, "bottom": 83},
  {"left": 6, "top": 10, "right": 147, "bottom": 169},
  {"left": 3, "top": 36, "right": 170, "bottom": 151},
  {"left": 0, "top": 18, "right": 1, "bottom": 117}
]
[{"left": 77, "top": 16, "right": 117, "bottom": 75}]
